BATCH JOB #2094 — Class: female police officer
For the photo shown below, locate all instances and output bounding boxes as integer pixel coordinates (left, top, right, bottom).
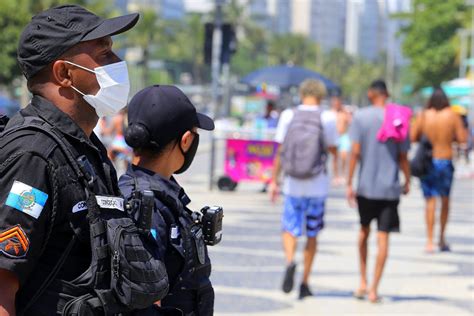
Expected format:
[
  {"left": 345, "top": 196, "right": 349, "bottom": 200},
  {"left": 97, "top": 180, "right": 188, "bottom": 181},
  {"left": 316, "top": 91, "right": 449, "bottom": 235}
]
[{"left": 119, "top": 85, "right": 216, "bottom": 316}]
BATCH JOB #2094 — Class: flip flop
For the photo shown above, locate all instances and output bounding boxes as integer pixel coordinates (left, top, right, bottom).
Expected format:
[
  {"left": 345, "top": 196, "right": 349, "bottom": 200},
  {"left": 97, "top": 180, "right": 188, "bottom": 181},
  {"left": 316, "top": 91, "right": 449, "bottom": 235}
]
[
  {"left": 368, "top": 294, "right": 382, "bottom": 304},
  {"left": 439, "top": 244, "right": 451, "bottom": 252},
  {"left": 353, "top": 289, "right": 367, "bottom": 300}
]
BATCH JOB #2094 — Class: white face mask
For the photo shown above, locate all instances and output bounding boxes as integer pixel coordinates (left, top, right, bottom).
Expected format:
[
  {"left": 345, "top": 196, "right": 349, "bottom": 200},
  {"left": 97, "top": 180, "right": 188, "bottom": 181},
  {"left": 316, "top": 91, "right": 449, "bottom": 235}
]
[{"left": 66, "top": 61, "right": 130, "bottom": 117}]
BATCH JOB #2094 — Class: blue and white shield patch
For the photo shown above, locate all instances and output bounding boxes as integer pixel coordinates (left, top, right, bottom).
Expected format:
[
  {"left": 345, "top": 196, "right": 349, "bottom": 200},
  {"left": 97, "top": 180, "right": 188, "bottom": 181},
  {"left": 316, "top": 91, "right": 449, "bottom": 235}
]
[{"left": 5, "top": 181, "right": 48, "bottom": 219}]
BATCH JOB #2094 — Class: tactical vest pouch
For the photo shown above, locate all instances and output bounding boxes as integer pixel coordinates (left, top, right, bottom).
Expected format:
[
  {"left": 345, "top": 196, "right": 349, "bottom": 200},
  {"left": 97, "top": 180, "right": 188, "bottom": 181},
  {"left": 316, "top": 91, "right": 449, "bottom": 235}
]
[
  {"left": 105, "top": 217, "right": 168, "bottom": 310},
  {"left": 62, "top": 294, "right": 101, "bottom": 316},
  {"left": 61, "top": 215, "right": 169, "bottom": 315}
]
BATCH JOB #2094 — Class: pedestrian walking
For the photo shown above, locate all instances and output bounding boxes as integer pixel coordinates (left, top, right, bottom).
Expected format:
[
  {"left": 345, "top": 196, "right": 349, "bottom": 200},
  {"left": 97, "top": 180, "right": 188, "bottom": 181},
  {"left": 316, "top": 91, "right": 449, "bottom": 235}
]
[
  {"left": 270, "top": 79, "right": 338, "bottom": 299},
  {"left": 346, "top": 80, "right": 410, "bottom": 303},
  {"left": 328, "top": 92, "right": 351, "bottom": 185},
  {"left": 263, "top": 100, "right": 280, "bottom": 129},
  {"left": 410, "top": 87, "right": 468, "bottom": 253}
]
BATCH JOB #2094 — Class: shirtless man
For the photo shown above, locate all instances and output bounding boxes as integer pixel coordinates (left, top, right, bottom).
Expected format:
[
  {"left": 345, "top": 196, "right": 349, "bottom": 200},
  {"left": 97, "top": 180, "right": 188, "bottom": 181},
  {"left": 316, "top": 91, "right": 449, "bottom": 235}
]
[
  {"left": 330, "top": 95, "right": 351, "bottom": 184},
  {"left": 411, "top": 87, "right": 468, "bottom": 253}
]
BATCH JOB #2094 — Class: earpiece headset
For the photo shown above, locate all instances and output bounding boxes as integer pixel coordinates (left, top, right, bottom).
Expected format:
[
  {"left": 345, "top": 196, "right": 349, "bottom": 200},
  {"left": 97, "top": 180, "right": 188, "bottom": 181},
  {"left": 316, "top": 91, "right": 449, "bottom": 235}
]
[{"left": 124, "top": 123, "right": 159, "bottom": 149}]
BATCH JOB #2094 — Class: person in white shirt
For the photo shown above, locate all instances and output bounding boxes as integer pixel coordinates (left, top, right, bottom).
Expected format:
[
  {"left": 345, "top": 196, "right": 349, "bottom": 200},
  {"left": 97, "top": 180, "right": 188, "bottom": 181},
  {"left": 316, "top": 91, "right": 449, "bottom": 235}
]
[{"left": 270, "top": 79, "right": 338, "bottom": 299}]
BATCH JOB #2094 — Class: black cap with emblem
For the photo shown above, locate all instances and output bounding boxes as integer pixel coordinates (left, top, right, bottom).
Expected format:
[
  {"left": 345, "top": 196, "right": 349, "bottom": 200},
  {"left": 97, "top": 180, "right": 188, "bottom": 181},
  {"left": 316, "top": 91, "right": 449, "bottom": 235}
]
[{"left": 17, "top": 4, "right": 139, "bottom": 79}]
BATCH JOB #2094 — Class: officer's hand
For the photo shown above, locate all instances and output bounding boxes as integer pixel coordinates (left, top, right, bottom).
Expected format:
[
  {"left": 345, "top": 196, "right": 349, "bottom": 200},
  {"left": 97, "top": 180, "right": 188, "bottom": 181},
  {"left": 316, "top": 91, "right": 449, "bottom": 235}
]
[{"left": 0, "top": 268, "right": 19, "bottom": 316}]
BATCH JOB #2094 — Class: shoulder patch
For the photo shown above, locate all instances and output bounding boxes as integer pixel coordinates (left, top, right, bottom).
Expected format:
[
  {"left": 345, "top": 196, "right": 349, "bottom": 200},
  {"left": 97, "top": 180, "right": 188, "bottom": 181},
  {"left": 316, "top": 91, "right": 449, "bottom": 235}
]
[
  {"left": 0, "top": 225, "right": 30, "bottom": 258},
  {"left": 6, "top": 181, "right": 48, "bottom": 219},
  {"left": 72, "top": 200, "right": 88, "bottom": 213}
]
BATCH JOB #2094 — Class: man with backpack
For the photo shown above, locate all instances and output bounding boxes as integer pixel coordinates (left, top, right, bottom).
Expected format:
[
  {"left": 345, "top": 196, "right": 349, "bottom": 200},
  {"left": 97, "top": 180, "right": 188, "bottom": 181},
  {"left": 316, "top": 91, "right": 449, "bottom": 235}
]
[{"left": 270, "top": 79, "right": 338, "bottom": 299}]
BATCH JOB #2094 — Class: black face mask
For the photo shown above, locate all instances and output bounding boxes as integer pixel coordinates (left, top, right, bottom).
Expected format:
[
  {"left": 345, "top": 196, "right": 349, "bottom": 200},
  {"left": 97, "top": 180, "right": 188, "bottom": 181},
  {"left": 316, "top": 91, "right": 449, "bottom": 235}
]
[{"left": 175, "top": 132, "right": 199, "bottom": 174}]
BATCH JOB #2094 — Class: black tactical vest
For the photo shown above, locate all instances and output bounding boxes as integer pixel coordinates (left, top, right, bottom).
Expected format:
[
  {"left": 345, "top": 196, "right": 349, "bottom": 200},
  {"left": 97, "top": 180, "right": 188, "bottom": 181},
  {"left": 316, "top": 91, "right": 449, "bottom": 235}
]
[
  {"left": 120, "top": 173, "right": 213, "bottom": 311},
  {"left": 0, "top": 115, "right": 168, "bottom": 315}
]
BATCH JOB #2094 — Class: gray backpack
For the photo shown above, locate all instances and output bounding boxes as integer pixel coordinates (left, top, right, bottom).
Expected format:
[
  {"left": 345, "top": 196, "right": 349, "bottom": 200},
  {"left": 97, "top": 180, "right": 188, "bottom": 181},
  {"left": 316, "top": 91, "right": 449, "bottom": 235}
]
[{"left": 280, "top": 109, "right": 327, "bottom": 179}]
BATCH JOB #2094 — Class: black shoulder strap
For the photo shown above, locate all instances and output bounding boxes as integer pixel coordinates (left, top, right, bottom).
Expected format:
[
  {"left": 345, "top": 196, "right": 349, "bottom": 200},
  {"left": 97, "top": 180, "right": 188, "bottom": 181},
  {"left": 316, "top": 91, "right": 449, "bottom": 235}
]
[
  {"left": 4, "top": 117, "right": 100, "bottom": 316},
  {"left": 134, "top": 176, "right": 177, "bottom": 228},
  {"left": 1, "top": 117, "right": 105, "bottom": 206},
  {"left": 0, "top": 114, "right": 9, "bottom": 132},
  {"left": 1, "top": 117, "right": 86, "bottom": 183}
]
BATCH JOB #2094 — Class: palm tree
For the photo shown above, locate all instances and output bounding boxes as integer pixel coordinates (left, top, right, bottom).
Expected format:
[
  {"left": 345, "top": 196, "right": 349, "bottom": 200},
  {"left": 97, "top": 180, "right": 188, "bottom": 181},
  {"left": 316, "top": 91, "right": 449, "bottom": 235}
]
[
  {"left": 268, "top": 34, "right": 319, "bottom": 67},
  {"left": 126, "top": 9, "right": 165, "bottom": 86}
]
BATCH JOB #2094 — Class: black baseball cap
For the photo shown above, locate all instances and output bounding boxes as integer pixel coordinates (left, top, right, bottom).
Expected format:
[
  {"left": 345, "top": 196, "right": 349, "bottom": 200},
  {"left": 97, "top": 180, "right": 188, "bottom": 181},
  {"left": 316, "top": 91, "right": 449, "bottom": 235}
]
[
  {"left": 17, "top": 4, "right": 139, "bottom": 79},
  {"left": 127, "top": 85, "right": 215, "bottom": 148}
]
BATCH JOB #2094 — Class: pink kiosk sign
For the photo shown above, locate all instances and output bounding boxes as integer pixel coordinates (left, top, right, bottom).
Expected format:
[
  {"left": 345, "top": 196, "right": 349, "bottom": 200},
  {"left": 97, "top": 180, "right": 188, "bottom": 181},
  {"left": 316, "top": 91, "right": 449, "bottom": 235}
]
[{"left": 225, "top": 139, "right": 279, "bottom": 183}]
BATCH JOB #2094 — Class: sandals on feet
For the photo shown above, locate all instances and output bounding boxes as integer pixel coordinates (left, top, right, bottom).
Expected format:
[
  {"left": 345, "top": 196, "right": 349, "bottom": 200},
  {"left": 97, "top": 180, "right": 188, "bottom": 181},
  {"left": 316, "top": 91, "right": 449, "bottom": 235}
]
[
  {"left": 368, "top": 293, "right": 382, "bottom": 304},
  {"left": 353, "top": 289, "right": 367, "bottom": 300},
  {"left": 439, "top": 244, "right": 451, "bottom": 252}
]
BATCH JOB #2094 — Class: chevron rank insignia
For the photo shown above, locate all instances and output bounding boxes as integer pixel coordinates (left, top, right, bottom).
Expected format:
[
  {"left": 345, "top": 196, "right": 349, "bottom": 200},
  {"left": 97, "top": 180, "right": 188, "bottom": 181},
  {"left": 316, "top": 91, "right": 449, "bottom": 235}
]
[{"left": 0, "top": 225, "right": 30, "bottom": 258}]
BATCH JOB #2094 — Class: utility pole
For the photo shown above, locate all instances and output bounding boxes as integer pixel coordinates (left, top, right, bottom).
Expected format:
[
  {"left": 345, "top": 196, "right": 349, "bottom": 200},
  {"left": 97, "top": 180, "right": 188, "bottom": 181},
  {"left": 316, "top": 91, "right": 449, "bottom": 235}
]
[
  {"left": 470, "top": 1, "right": 474, "bottom": 126},
  {"left": 471, "top": 2, "right": 474, "bottom": 76},
  {"left": 386, "top": 24, "right": 395, "bottom": 96},
  {"left": 459, "top": 29, "right": 468, "bottom": 78},
  {"left": 209, "top": 0, "right": 225, "bottom": 191},
  {"left": 211, "top": 0, "right": 224, "bottom": 118}
]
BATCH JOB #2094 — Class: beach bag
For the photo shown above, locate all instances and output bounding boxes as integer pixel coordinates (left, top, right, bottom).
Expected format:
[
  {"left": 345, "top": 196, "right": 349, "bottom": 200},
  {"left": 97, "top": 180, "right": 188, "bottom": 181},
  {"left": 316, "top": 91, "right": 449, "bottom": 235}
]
[
  {"left": 410, "top": 135, "right": 433, "bottom": 178},
  {"left": 410, "top": 111, "right": 433, "bottom": 178}
]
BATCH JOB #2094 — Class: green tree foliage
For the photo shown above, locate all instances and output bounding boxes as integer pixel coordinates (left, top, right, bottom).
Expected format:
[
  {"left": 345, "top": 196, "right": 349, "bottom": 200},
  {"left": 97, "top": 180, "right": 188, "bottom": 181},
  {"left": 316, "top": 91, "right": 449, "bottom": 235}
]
[
  {"left": 0, "top": 0, "right": 30, "bottom": 84},
  {"left": 126, "top": 9, "right": 165, "bottom": 86},
  {"left": 0, "top": 0, "right": 113, "bottom": 86},
  {"left": 399, "top": 0, "right": 467, "bottom": 90},
  {"left": 157, "top": 13, "right": 208, "bottom": 84},
  {"left": 223, "top": 0, "right": 269, "bottom": 76},
  {"left": 229, "top": 24, "right": 268, "bottom": 77},
  {"left": 318, "top": 48, "right": 353, "bottom": 88},
  {"left": 342, "top": 58, "right": 385, "bottom": 105},
  {"left": 317, "top": 48, "right": 385, "bottom": 105},
  {"left": 267, "top": 34, "right": 320, "bottom": 68}
]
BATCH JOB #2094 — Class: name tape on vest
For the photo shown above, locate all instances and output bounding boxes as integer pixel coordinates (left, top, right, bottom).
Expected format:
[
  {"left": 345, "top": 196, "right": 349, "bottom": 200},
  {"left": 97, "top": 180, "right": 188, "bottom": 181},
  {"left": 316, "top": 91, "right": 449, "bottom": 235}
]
[
  {"left": 72, "top": 200, "right": 88, "bottom": 213},
  {"left": 95, "top": 196, "right": 124, "bottom": 212}
]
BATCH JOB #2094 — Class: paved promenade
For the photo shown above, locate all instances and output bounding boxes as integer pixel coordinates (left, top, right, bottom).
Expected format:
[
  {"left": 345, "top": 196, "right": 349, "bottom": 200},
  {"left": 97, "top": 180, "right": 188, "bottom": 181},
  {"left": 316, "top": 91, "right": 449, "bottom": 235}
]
[{"left": 177, "top": 163, "right": 473, "bottom": 316}]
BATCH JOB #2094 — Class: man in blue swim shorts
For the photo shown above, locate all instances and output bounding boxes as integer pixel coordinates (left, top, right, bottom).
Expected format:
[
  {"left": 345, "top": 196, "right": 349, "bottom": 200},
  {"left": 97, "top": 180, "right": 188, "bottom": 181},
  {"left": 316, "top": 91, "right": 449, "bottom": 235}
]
[
  {"left": 270, "top": 80, "right": 338, "bottom": 299},
  {"left": 421, "top": 160, "right": 454, "bottom": 198},
  {"left": 411, "top": 87, "right": 468, "bottom": 253}
]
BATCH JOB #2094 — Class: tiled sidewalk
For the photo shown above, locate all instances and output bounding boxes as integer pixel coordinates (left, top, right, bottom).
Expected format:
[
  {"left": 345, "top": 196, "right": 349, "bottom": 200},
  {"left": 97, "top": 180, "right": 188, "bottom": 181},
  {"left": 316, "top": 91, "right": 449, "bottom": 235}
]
[{"left": 180, "top": 175, "right": 474, "bottom": 316}]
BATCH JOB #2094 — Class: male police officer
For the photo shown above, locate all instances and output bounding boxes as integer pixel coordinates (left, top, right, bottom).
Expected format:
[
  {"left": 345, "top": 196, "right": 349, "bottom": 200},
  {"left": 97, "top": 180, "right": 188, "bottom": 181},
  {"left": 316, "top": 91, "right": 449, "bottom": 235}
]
[
  {"left": 119, "top": 85, "right": 217, "bottom": 316},
  {"left": 0, "top": 5, "right": 167, "bottom": 315}
]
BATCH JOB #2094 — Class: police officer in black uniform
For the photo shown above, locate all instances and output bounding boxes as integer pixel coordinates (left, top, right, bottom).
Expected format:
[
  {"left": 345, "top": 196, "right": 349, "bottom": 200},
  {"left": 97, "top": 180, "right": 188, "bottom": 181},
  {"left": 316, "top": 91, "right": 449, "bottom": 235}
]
[
  {"left": 0, "top": 5, "right": 168, "bottom": 315},
  {"left": 119, "top": 85, "right": 217, "bottom": 316}
]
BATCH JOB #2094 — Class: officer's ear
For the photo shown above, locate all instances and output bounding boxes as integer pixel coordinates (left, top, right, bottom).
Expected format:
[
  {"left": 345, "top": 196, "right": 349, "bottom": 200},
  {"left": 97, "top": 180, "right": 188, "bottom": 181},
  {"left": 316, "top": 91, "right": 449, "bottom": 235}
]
[
  {"left": 180, "top": 129, "right": 199, "bottom": 153},
  {"left": 51, "top": 60, "right": 73, "bottom": 88},
  {"left": 180, "top": 131, "right": 194, "bottom": 152}
]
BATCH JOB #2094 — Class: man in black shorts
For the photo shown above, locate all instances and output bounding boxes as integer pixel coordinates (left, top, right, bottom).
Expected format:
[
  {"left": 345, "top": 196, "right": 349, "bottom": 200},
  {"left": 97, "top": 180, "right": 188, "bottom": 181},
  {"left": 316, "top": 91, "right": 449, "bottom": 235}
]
[{"left": 346, "top": 80, "right": 410, "bottom": 303}]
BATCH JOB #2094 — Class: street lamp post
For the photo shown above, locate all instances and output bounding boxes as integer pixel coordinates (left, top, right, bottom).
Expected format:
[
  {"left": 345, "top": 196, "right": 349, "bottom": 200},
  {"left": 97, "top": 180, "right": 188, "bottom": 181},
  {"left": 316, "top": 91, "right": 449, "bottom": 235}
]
[
  {"left": 209, "top": 0, "right": 225, "bottom": 191},
  {"left": 458, "top": 29, "right": 469, "bottom": 78},
  {"left": 469, "top": 0, "right": 474, "bottom": 125}
]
